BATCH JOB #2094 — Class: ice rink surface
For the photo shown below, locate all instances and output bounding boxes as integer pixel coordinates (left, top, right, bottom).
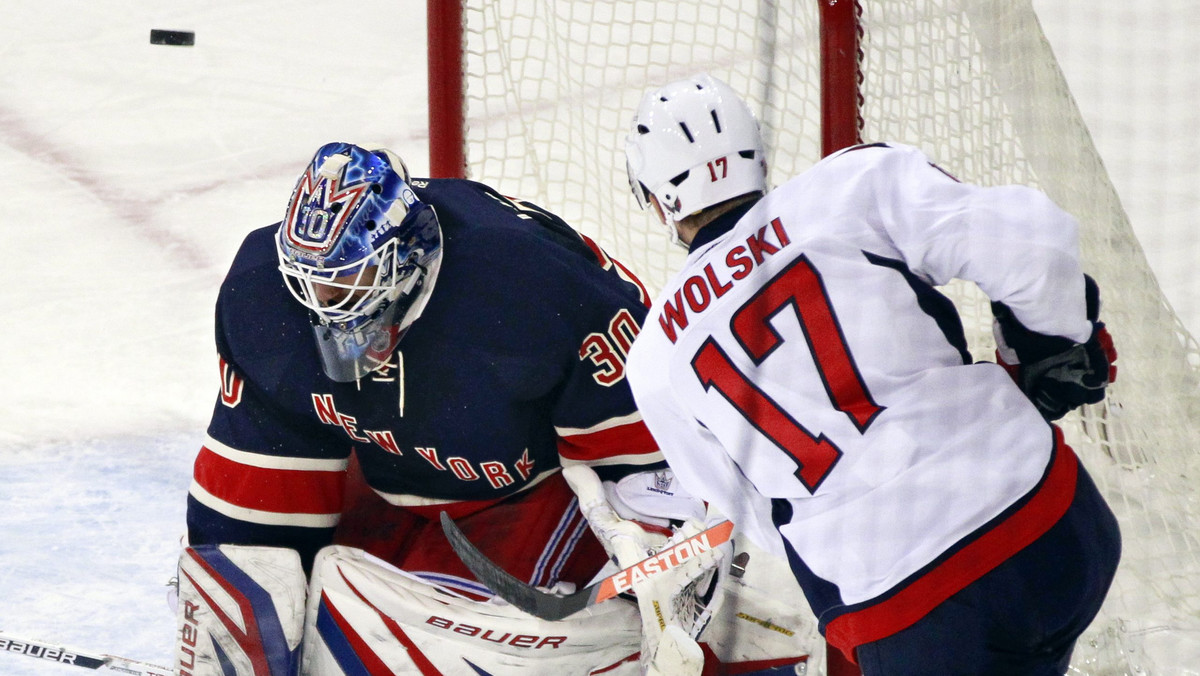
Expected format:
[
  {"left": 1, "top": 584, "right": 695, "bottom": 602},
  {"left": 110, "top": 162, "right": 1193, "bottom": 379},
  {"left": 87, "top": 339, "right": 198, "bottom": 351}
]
[{"left": 0, "top": 1, "right": 1196, "bottom": 673}]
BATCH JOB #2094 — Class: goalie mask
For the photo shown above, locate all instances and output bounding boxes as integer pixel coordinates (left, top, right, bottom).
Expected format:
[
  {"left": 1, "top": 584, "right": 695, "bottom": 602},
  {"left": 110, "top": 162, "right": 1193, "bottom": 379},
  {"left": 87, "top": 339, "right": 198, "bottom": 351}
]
[
  {"left": 625, "top": 74, "right": 767, "bottom": 243},
  {"left": 276, "top": 142, "right": 443, "bottom": 382}
]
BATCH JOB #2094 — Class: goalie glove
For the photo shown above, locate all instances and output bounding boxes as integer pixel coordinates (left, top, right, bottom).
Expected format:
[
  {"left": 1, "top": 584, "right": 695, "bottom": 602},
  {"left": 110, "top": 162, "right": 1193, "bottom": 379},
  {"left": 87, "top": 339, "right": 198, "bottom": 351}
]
[
  {"left": 563, "top": 464, "right": 729, "bottom": 676},
  {"left": 992, "top": 274, "right": 1118, "bottom": 421}
]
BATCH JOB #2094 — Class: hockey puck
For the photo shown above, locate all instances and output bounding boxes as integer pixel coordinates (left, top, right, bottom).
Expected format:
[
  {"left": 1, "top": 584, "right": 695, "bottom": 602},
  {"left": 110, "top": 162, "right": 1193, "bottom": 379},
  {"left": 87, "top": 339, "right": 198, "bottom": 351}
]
[{"left": 150, "top": 29, "right": 195, "bottom": 46}]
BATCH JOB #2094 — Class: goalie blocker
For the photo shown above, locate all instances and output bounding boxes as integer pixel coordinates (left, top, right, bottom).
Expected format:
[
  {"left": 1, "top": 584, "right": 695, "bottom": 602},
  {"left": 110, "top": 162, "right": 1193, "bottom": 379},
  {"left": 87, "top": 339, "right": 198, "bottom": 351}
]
[{"left": 175, "top": 542, "right": 814, "bottom": 675}]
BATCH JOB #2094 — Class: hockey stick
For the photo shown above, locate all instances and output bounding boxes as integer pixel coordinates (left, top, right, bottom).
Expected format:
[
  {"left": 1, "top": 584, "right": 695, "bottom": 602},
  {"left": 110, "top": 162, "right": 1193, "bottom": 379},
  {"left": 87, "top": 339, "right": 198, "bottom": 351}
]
[
  {"left": 440, "top": 511, "right": 734, "bottom": 621},
  {"left": 0, "top": 630, "right": 174, "bottom": 676}
]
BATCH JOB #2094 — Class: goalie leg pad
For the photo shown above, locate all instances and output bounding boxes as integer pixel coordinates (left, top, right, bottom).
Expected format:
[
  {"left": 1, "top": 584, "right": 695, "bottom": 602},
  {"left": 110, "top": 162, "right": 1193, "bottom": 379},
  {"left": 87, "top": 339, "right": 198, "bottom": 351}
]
[
  {"left": 175, "top": 544, "right": 307, "bottom": 676},
  {"left": 301, "top": 545, "right": 643, "bottom": 675}
]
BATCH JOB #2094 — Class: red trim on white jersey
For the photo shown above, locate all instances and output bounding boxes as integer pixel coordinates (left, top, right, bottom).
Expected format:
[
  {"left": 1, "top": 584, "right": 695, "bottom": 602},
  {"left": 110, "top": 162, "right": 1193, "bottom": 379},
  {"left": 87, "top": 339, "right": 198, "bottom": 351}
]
[{"left": 824, "top": 429, "right": 1079, "bottom": 663}]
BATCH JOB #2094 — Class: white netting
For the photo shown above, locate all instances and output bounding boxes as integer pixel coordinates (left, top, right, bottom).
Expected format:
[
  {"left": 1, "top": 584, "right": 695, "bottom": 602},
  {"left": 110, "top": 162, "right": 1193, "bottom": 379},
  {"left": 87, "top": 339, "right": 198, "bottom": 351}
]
[
  {"left": 861, "top": 4, "right": 1200, "bottom": 673},
  {"left": 462, "top": 0, "right": 823, "bottom": 290},
  {"left": 458, "top": 1, "right": 1200, "bottom": 673}
]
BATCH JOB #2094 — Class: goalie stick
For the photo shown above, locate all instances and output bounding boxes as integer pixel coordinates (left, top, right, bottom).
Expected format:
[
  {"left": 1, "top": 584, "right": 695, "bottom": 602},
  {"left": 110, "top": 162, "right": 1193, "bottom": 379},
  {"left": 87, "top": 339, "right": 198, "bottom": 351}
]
[
  {"left": 0, "top": 630, "right": 173, "bottom": 676},
  {"left": 440, "top": 511, "right": 734, "bottom": 621}
]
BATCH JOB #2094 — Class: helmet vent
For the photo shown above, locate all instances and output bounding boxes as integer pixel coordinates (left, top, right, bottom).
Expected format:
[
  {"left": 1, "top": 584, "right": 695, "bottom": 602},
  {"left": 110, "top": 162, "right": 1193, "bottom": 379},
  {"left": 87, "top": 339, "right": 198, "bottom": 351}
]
[
  {"left": 637, "top": 124, "right": 650, "bottom": 135},
  {"left": 739, "top": 149, "right": 756, "bottom": 159},
  {"left": 669, "top": 170, "right": 690, "bottom": 187},
  {"left": 710, "top": 110, "right": 722, "bottom": 133},
  {"left": 678, "top": 122, "right": 695, "bottom": 143}
]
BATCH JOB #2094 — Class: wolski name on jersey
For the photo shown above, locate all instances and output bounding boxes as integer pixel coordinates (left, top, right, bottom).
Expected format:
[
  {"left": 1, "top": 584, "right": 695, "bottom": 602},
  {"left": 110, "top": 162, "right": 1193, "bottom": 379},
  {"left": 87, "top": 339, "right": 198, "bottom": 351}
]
[
  {"left": 312, "top": 393, "right": 536, "bottom": 487},
  {"left": 659, "top": 218, "right": 792, "bottom": 343}
]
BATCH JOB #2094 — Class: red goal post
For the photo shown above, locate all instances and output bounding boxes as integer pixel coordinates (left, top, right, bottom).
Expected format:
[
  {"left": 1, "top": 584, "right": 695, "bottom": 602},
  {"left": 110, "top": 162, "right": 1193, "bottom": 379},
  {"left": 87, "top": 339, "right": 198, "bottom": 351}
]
[
  {"left": 427, "top": 0, "right": 866, "bottom": 174},
  {"left": 428, "top": 2, "right": 1200, "bottom": 673},
  {"left": 427, "top": 0, "right": 465, "bottom": 179}
]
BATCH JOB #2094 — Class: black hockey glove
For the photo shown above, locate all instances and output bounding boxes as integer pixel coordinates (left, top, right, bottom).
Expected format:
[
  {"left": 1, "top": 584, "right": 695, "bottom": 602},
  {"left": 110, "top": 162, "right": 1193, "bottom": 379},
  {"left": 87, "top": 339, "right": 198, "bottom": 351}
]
[{"left": 992, "top": 275, "right": 1118, "bottom": 421}]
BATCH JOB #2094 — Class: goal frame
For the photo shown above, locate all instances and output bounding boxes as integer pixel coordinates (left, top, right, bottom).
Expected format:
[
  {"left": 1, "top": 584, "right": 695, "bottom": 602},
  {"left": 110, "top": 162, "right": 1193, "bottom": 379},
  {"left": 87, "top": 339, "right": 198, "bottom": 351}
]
[{"left": 427, "top": 0, "right": 466, "bottom": 179}]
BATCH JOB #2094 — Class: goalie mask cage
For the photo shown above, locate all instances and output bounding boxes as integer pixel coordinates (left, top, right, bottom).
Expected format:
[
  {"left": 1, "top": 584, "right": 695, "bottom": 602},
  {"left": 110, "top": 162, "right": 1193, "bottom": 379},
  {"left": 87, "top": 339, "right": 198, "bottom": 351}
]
[{"left": 428, "top": 1, "right": 1200, "bottom": 673}]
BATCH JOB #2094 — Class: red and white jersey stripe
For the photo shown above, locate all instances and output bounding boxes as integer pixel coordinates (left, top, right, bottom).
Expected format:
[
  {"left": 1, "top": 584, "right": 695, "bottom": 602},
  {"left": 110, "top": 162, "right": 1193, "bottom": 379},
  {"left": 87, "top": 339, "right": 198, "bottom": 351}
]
[
  {"left": 190, "top": 435, "right": 348, "bottom": 529},
  {"left": 555, "top": 411, "right": 663, "bottom": 470}
]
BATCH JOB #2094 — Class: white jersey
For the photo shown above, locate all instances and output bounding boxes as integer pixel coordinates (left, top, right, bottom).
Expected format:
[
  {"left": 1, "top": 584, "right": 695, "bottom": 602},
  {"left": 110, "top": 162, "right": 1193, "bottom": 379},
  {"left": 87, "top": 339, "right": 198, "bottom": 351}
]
[{"left": 627, "top": 142, "right": 1091, "bottom": 608}]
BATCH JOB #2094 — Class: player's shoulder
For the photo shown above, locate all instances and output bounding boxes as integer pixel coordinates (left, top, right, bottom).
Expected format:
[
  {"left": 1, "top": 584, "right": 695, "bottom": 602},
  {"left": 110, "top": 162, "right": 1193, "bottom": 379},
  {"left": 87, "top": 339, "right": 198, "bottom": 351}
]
[
  {"left": 777, "top": 142, "right": 946, "bottom": 201},
  {"left": 625, "top": 309, "right": 675, "bottom": 399},
  {"left": 818, "top": 141, "right": 944, "bottom": 178},
  {"left": 412, "top": 177, "right": 647, "bottom": 309},
  {"left": 217, "top": 224, "right": 314, "bottom": 369},
  {"left": 411, "top": 178, "right": 597, "bottom": 262},
  {"left": 830, "top": 141, "right": 919, "bottom": 158},
  {"left": 819, "top": 141, "right": 924, "bottom": 169},
  {"left": 225, "top": 223, "right": 282, "bottom": 279},
  {"left": 220, "top": 223, "right": 297, "bottom": 313}
]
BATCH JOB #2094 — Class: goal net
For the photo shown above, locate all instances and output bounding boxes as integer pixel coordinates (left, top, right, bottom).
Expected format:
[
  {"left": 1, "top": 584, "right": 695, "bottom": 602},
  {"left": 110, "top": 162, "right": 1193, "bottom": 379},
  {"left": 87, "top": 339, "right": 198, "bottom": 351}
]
[{"left": 430, "top": 1, "right": 1200, "bottom": 673}]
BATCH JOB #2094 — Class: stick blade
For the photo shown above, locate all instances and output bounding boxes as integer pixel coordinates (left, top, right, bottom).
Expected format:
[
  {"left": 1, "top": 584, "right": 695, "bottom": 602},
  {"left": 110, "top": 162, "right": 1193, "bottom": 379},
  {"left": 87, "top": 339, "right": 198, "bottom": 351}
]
[
  {"left": 439, "top": 511, "right": 595, "bottom": 620},
  {"left": 441, "top": 513, "right": 736, "bottom": 622}
]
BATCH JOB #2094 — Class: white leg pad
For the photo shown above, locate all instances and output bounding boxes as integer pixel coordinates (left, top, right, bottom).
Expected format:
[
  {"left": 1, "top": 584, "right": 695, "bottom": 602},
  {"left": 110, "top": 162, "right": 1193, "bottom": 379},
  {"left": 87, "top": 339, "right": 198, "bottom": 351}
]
[
  {"left": 174, "top": 545, "right": 308, "bottom": 676},
  {"left": 300, "top": 545, "right": 643, "bottom": 675}
]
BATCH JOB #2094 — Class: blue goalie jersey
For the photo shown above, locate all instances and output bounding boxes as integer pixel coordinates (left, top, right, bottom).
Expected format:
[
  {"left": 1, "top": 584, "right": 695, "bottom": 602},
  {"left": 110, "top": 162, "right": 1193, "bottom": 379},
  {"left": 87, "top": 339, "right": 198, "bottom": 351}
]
[{"left": 187, "top": 178, "right": 664, "bottom": 565}]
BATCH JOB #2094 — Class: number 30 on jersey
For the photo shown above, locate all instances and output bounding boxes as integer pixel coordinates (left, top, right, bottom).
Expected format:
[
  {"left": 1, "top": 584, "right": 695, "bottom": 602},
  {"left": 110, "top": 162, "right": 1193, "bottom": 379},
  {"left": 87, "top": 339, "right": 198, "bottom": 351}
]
[{"left": 580, "top": 309, "right": 641, "bottom": 386}]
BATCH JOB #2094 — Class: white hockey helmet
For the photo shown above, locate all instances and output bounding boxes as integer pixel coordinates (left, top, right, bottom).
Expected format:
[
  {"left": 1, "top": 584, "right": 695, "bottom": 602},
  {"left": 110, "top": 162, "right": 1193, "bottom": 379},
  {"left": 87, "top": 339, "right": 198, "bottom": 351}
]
[{"left": 625, "top": 74, "right": 767, "bottom": 226}]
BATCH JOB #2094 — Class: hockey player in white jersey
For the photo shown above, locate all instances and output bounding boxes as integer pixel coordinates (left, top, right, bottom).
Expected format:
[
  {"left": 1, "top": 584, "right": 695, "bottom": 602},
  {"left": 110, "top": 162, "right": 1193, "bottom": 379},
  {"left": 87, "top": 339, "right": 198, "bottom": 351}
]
[{"left": 623, "top": 74, "right": 1121, "bottom": 675}]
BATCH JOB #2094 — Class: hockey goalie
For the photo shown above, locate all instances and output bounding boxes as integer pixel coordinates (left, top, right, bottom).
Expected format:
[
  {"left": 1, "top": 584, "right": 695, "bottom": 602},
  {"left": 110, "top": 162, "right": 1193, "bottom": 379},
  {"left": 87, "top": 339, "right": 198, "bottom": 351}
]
[{"left": 175, "top": 142, "right": 813, "bottom": 675}]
